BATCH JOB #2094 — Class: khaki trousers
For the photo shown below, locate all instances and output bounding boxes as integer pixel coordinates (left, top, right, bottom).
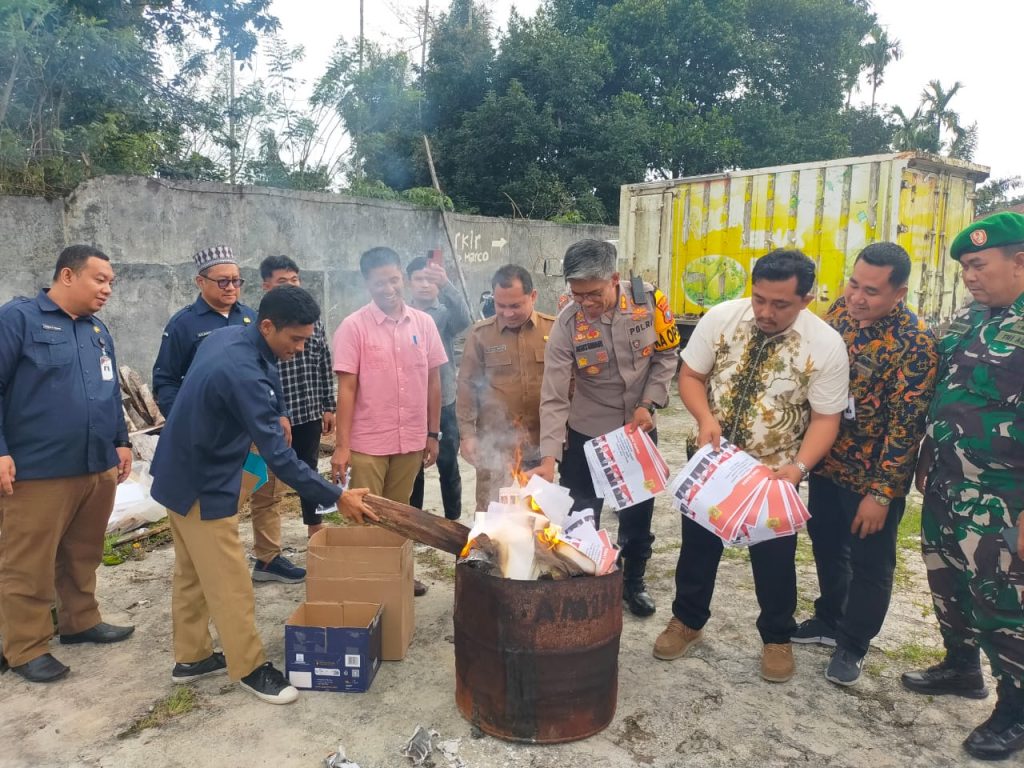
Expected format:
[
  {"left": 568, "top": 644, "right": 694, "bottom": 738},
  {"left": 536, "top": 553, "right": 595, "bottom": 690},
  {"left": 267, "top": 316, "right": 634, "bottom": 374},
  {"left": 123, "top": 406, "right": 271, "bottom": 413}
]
[
  {"left": 0, "top": 469, "right": 117, "bottom": 666},
  {"left": 168, "top": 503, "right": 266, "bottom": 681},
  {"left": 349, "top": 451, "right": 423, "bottom": 504},
  {"left": 248, "top": 475, "right": 282, "bottom": 564}
]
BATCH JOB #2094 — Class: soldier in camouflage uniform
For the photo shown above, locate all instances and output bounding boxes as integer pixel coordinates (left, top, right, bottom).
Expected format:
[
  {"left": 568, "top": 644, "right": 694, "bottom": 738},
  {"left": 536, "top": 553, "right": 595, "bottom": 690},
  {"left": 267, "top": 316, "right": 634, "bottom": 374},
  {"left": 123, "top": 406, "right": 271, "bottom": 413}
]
[{"left": 902, "top": 212, "right": 1024, "bottom": 761}]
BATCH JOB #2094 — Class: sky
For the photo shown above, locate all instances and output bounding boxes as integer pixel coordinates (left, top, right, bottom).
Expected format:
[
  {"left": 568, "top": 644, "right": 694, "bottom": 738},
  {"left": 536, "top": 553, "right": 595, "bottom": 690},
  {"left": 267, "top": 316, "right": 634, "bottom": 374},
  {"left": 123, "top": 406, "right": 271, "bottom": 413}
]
[{"left": 262, "top": 0, "right": 1023, "bottom": 183}]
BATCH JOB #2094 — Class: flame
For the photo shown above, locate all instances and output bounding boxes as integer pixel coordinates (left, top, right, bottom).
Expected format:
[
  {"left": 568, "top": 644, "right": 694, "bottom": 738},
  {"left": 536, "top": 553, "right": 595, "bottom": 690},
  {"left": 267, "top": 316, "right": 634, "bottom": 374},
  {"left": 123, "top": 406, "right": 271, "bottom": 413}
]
[
  {"left": 510, "top": 442, "right": 527, "bottom": 486},
  {"left": 506, "top": 417, "right": 530, "bottom": 486},
  {"left": 537, "top": 525, "right": 565, "bottom": 549}
]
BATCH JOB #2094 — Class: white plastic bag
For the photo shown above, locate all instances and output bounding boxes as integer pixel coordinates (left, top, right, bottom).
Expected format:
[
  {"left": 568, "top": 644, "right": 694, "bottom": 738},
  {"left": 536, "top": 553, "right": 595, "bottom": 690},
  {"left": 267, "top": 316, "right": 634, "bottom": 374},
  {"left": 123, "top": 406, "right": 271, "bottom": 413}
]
[{"left": 106, "top": 461, "right": 166, "bottom": 535}]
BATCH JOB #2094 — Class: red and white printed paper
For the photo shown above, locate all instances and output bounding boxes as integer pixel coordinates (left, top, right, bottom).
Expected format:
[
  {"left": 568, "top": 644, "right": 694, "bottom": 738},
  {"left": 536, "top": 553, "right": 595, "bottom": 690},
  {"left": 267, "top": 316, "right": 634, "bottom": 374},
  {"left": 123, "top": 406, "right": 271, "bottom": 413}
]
[
  {"left": 668, "top": 440, "right": 810, "bottom": 547},
  {"left": 584, "top": 426, "right": 670, "bottom": 511}
]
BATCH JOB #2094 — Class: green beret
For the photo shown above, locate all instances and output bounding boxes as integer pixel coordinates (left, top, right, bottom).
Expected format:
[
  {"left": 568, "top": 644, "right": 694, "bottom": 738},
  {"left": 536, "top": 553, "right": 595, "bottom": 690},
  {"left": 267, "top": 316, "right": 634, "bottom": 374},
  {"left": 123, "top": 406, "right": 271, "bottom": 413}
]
[{"left": 950, "top": 211, "right": 1024, "bottom": 261}]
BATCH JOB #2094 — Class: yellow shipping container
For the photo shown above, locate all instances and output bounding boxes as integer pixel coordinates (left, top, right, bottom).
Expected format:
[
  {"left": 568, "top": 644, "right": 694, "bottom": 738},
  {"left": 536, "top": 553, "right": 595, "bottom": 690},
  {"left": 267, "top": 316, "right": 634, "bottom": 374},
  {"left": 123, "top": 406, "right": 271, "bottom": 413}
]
[{"left": 619, "top": 152, "right": 990, "bottom": 327}]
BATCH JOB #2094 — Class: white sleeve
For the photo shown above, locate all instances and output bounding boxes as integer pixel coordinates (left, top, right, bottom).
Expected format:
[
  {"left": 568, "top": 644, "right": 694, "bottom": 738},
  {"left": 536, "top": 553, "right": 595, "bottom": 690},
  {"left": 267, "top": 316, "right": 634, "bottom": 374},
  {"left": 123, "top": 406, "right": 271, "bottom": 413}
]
[
  {"left": 679, "top": 309, "right": 719, "bottom": 375},
  {"left": 808, "top": 330, "right": 850, "bottom": 415}
]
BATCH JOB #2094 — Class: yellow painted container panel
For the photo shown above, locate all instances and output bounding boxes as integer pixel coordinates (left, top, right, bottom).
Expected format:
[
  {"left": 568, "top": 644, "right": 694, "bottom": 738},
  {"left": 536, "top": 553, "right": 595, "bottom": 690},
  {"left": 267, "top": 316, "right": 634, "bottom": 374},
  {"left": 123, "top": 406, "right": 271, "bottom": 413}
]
[{"left": 624, "top": 152, "right": 989, "bottom": 327}]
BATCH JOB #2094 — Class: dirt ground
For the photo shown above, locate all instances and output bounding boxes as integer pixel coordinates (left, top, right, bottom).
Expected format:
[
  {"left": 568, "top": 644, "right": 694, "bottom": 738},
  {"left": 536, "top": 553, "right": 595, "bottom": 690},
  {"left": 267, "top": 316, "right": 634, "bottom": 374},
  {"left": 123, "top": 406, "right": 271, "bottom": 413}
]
[{"left": 0, "top": 402, "right": 1000, "bottom": 768}]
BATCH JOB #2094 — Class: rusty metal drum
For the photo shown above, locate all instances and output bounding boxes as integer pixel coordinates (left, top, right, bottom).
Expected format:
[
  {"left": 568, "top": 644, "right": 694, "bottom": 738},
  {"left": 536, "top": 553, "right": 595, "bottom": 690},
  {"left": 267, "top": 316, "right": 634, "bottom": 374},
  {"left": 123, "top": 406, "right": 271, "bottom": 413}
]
[{"left": 453, "top": 562, "right": 623, "bottom": 743}]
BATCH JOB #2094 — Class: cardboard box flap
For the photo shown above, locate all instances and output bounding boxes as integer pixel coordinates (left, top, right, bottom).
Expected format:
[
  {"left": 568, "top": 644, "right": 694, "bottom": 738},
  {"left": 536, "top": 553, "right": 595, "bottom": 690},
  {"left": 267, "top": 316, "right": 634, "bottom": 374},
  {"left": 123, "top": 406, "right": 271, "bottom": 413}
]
[{"left": 287, "top": 601, "right": 381, "bottom": 630}]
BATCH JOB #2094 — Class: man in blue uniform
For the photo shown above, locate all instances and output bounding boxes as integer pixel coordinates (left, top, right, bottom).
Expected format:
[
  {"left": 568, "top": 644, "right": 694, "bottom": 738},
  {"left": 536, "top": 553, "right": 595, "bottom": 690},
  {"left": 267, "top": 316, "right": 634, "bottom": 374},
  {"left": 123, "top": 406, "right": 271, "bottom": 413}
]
[
  {"left": 150, "top": 285, "right": 376, "bottom": 705},
  {"left": 0, "top": 245, "right": 134, "bottom": 683},
  {"left": 152, "top": 245, "right": 303, "bottom": 583}
]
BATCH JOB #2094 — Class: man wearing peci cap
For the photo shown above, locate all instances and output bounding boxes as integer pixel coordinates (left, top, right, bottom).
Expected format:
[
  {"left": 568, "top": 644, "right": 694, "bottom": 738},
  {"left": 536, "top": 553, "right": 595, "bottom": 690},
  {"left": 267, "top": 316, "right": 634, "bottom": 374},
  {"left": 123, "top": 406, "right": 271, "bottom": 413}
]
[
  {"left": 902, "top": 212, "right": 1024, "bottom": 761},
  {"left": 153, "top": 246, "right": 304, "bottom": 584}
]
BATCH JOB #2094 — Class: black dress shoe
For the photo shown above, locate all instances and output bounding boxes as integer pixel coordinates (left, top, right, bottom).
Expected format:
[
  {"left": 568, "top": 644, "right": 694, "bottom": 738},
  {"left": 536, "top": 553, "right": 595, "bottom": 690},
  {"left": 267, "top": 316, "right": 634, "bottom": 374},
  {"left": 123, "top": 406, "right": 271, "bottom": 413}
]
[
  {"left": 59, "top": 622, "right": 135, "bottom": 645},
  {"left": 4, "top": 653, "right": 70, "bottom": 683},
  {"left": 901, "top": 662, "right": 989, "bottom": 699},
  {"left": 624, "top": 583, "right": 656, "bottom": 617}
]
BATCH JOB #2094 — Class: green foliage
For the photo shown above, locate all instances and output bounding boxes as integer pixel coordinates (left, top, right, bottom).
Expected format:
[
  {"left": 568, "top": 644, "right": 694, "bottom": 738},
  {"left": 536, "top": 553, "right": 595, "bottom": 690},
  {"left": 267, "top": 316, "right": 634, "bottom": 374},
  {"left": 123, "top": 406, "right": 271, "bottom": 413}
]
[
  {"left": 339, "top": 0, "right": 898, "bottom": 222},
  {"left": 0, "top": 0, "right": 279, "bottom": 196},
  {"left": 976, "top": 177, "right": 1024, "bottom": 216}
]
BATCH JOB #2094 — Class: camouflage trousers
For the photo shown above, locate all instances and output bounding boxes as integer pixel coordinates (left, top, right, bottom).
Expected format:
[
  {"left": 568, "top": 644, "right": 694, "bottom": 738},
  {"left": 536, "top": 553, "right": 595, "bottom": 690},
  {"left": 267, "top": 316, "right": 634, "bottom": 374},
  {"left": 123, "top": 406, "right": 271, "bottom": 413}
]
[{"left": 922, "top": 490, "right": 1024, "bottom": 686}]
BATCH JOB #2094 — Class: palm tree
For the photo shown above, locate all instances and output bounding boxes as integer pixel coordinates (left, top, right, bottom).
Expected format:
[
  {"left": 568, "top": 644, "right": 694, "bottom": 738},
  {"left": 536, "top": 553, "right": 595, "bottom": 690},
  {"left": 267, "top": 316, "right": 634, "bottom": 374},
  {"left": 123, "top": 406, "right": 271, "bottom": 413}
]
[
  {"left": 890, "top": 105, "right": 939, "bottom": 153},
  {"left": 920, "top": 79, "right": 965, "bottom": 153},
  {"left": 864, "top": 25, "right": 902, "bottom": 113}
]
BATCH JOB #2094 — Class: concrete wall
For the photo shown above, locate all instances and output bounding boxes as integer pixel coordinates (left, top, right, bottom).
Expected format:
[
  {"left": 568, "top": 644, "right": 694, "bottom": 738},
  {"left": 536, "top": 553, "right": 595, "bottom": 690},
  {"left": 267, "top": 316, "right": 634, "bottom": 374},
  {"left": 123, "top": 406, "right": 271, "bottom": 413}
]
[{"left": 0, "top": 176, "right": 617, "bottom": 377}]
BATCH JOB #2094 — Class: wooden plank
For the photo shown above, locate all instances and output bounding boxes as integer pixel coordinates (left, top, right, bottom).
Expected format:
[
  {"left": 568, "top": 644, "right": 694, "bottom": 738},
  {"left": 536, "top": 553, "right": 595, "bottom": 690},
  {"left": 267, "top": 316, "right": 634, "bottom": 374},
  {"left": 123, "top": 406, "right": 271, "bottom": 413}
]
[
  {"left": 120, "top": 366, "right": 163, "bottom": 424},
  {"left": 363, "top": 494, "right": 470, "bottom": 556},
  {"left": 114, "top": 520, "right": 170, "bottom": 546}
]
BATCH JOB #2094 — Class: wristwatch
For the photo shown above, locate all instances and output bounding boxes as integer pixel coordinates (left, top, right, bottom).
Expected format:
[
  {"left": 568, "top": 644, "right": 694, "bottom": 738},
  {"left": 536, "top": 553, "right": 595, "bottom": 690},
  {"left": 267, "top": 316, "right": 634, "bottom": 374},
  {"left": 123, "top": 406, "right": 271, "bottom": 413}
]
[
  {"left": 636, "top": 402, "right": 656, "bottom": 416},
  {"left": 114, "top": 440, "right": 132, "bottom": 449},
  {"left": 427, "top": 431, "right": 442, "bottom": 440},
  {"left": 871, "top": 492, "right": 892, "bottom": 507}
]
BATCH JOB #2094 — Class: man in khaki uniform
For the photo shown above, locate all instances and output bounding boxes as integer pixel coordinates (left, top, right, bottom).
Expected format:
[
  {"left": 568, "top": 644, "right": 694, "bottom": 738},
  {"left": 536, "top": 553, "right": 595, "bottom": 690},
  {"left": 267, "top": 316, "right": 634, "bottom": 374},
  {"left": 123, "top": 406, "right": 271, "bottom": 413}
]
[
  {"left": 536, "top": 239, "right": 679, "bottom": 616},
  {"left": 457, "top": 265, "right": 554, "bottom": 511}
]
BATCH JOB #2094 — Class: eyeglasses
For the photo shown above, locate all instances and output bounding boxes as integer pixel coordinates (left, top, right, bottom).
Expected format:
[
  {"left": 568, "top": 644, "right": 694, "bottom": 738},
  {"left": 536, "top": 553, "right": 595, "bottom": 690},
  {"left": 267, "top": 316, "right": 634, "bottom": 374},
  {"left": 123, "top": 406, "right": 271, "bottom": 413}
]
[
  {"left": 570, "top": 288, "right": 607, "bottom": 302},
  {"left": 200, "top": 276, "right": 244, "bottom": 290}
]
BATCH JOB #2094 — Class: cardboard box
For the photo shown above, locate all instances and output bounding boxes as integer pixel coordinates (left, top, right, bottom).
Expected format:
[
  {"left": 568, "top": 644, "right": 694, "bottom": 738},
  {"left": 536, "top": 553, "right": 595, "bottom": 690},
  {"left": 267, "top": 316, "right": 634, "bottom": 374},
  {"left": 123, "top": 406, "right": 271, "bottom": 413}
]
[
  {"left": 306, "top": 527, "right": 414, "bottom": 660},
  {"left": 285, "top": 602, "right": 382, "bottom": 692}
]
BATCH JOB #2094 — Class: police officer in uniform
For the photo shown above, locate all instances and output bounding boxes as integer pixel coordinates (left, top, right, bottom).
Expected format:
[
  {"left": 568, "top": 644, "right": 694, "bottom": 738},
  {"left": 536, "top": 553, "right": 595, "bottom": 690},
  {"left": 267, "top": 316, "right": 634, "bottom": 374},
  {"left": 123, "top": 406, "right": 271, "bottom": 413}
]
[
  {"left": 903, "top": 212, "right": 1024, "bottom": 761},
  {"left": 152, "top": 246, "right": 304, "bottom": 584},
  {"left": 535, "top": 239, "right": 679, "bottom": 616},
  {"left": 457, "top": 264, "right": 554, "bottom": 511}
]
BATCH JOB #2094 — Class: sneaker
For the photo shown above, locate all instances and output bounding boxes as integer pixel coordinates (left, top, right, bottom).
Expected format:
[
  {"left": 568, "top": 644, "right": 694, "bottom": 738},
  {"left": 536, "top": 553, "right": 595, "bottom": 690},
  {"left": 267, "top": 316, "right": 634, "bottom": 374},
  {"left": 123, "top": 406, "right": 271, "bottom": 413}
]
[
  {"left": 791, "top": 617, "right": 837, "bottom": 647},
  {"left": 239, "top": 662, "right": 299, "bottom": 705},
  {"left": 761, "top": 643, "right": 795, "bottom": 683},
  {"left": 171, "top": 652, "right": 227, "bottom": 684},
  {"left": 653, "top": 617, "right": 703, "bottom": 660},
  {"left": 824, "top": 647, "right": 864, "bottom": 687},
  {"left": 252, "top": 555, "right": 306, "bottom": 584}
]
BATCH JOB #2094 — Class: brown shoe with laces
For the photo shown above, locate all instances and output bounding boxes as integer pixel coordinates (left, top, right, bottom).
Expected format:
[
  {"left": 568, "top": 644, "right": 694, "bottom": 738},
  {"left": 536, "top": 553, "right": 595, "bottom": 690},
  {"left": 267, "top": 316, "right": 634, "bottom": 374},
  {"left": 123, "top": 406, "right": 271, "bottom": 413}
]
[
  {"left": 760, "top": 642, "right": 795, "bottom": 682},
  {"left": 653, "top": 617, "right": 703, "bottom": 660}
]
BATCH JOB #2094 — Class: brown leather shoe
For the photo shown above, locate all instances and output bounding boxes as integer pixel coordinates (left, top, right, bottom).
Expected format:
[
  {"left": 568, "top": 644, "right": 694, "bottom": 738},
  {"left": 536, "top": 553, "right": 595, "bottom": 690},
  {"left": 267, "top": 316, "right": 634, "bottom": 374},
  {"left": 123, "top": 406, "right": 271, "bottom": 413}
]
[
  {"left": 653, "top": 617, "right": 703, "bottom": 660},
  {"left": 761, "top": 642, "right": 795, "bottom": 682}
]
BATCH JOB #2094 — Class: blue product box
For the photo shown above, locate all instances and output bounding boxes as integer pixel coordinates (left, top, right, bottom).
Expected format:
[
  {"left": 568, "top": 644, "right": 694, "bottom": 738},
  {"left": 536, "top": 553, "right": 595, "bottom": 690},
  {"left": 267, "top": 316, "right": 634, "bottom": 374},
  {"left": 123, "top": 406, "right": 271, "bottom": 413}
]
[{"left": 285, "top": 601, "right": 383, "bottom": 693}]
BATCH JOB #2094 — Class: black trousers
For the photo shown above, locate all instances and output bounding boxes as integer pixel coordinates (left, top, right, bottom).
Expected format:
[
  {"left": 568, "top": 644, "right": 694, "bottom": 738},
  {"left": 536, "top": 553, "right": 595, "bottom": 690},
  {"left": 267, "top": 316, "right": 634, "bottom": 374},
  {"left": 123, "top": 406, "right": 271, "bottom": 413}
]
[
  {"left": 557, "top": 427, "right": 656, "bottom": 563},
  {"left": 291, "top": 418, "right": 325, "bottom": 526},
  {"left": 411, "top": 403, "right": 462, "bottom": 520},
  {"left": 672, "top": 514, "right": 798, "bottom": 645},
  {"left": 806, "top": 474, "right": 904, "bottom": 657}
]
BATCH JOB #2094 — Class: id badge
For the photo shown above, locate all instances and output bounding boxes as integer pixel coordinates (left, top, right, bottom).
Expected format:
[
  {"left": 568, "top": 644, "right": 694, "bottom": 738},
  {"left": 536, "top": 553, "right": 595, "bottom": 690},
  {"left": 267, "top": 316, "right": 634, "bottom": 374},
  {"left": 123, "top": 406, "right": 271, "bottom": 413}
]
[
  {"left": 100, "top": 354, "right": 114, "bottom": 381},
  {"left": 844, "top": 395, "right": 856, "bottom": 421}
]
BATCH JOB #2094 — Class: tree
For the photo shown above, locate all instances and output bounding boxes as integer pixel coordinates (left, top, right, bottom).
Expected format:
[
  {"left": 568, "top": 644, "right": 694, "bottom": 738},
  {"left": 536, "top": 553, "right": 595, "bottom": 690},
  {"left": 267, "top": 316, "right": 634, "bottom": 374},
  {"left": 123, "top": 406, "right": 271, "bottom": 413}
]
[
  {"left": 0, "top": 0, "right": 279, "bottom": 196},
  {"left": 920, "top": 79, "right": 966, "bottom": 154},
  {"left": 975, "top": 177, "right": 1024, "bottom": 216},
  {"left": 863, "top": 24, "right": 902, "bottom": 112}
]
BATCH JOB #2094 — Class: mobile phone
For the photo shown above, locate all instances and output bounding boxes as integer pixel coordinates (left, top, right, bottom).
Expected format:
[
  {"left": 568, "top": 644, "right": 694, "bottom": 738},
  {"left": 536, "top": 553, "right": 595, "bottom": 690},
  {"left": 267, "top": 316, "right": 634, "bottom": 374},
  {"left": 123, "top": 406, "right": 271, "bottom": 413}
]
[
  {"left": 1002, "top": 526, "right": 1020, "bottom": 553},
  {"left": 427, "top": 248, "right": 443, "bottom": 268}
]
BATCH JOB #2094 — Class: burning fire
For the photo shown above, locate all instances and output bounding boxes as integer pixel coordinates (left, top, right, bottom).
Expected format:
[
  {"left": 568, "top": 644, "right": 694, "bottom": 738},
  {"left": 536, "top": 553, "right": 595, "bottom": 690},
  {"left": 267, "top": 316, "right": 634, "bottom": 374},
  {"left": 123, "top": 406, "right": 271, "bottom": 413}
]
[{"left": 537, "top": 525, "right": 565, "bottom": 549}]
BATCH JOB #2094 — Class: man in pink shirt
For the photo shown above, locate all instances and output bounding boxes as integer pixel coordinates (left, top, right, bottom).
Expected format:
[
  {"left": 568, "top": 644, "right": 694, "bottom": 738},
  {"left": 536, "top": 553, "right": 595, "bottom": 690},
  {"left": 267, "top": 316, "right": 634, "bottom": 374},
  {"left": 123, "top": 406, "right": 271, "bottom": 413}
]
[{"left": 331, "top": 247, "right": 447, "bottom": 595}]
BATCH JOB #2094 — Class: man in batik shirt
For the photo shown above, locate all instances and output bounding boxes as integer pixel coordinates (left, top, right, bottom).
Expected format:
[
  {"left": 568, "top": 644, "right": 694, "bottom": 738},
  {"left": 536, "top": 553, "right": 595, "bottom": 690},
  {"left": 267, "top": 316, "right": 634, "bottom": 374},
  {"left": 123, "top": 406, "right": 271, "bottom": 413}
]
[
  {"left": 653, "top": 249, "right": 849, "bottom": 684},
  {"left": 794, "top": 243, "right": 937, "bottom": 687}
]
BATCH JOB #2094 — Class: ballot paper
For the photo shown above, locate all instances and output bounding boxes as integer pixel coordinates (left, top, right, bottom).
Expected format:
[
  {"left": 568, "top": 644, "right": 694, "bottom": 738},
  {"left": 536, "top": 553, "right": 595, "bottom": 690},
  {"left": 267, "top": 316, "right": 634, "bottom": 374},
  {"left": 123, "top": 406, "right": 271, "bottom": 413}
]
[
  {"left": 583, "top": 426, "right": 670, "bottom": 511},
  {"left": 668, "top": 440, "right": 810, "bottom": 547}
]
